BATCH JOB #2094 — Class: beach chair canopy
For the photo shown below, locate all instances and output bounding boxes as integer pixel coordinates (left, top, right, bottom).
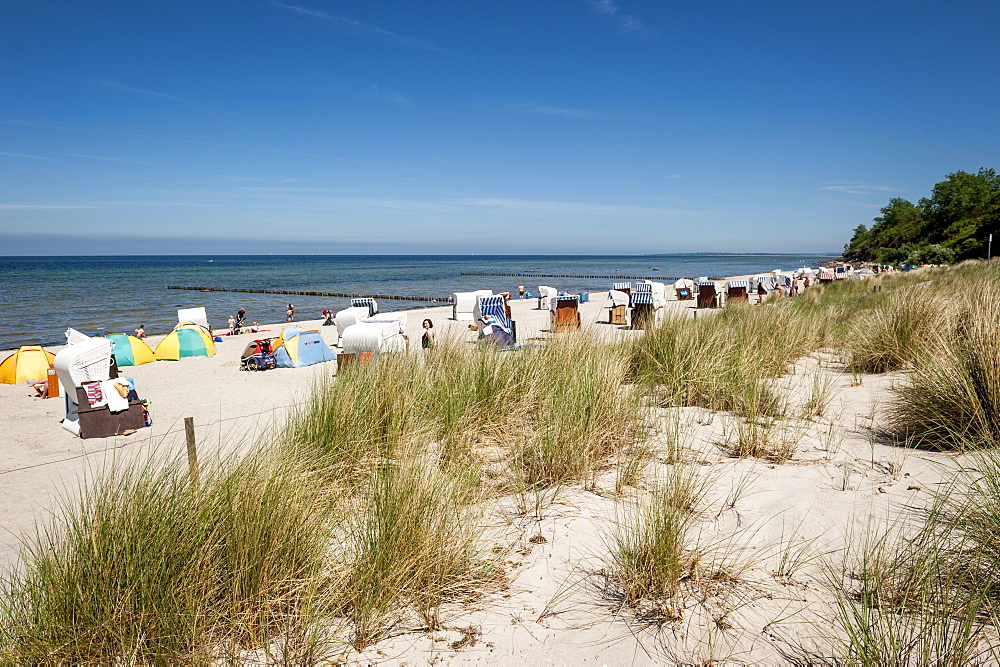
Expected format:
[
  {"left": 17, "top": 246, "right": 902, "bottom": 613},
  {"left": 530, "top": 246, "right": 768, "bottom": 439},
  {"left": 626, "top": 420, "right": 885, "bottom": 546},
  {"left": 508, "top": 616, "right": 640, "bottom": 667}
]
[
  {"left": 177, "top": 307, "right": 209, "bottom": 330},
  {"left": 452, "top": 291, "right": 487, "bottom": 320},
  {"left": 609, "top": 290, "right": 629, "bottom": 307},
  {"left": 0, "top": 346, "right": 56, "bottom": 384},
  {"left": 727, "top": 280, "right": 748, "bottom": 289},
  {"left": 341, "top": 320, "right": 407, "bottom": 355},
  {"left": 674, "top": 278, "right": 694, "bottom": 289},
  {"left": 106, "top": 333, "right": 155, "bottom": 367},
  {"left": 53, "top": 337, "right": 113, "bottom": 394},
  {"left": 155, "top": 323, "right": 216, "bottom": 361},
  {"left": 631, "top": 291, "right": 653, "bottom": 305},
  {"left": 350, "top": 298, "right": 378, "bottom": 317},
  {"left": 476, "top": 294, "right": 516, "bottom": 346},
  {"left": 613, "top": 282, "right": 631, "bottom": 291},
  {"left": 335, "top": 306, "right": 367, "bottom": 339},
  {"left": 64, "top": 327, "right": 91, "bottom": 345},
  {"left": 271, "top": 326, "right": 335, "bottom": 368}
]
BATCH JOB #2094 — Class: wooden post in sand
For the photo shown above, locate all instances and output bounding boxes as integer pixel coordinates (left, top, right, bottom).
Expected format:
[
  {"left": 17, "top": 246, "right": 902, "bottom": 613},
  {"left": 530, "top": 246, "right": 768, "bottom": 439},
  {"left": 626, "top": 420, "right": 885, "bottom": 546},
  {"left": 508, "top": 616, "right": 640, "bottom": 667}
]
[{"left": 184, "top": 417, "right": 199, "bottom": 488}]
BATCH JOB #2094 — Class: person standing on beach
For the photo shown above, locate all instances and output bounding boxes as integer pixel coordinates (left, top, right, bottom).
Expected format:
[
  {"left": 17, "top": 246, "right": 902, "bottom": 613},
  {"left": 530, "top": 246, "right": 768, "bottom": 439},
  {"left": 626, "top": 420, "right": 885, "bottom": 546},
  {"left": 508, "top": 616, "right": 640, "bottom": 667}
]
[
  {"left": 228, "top": 315, "right": 236, "bottom": 336},
  {"left": 518, "top": 283, "right": 526, "bottom": 299},
  {"left": 236, "top": 308, "right": 246, "bottom": 327},
  {"left": 286, "top": 303, "right": 294, "bottom": 321}
]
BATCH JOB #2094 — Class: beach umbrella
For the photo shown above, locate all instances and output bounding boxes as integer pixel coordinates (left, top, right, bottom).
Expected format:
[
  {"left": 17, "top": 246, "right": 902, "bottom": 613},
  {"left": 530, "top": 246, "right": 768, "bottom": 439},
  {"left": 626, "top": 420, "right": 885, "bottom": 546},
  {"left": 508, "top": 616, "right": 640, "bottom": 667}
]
[
  {"left": 0, "top": 345, "right": 56, "bottom": 384},
  {"left": 106, "top": 333, "right": 156, "bottom": 366},
  {"left": 155, "top": 324, "right": 217, "bottom": 361}
]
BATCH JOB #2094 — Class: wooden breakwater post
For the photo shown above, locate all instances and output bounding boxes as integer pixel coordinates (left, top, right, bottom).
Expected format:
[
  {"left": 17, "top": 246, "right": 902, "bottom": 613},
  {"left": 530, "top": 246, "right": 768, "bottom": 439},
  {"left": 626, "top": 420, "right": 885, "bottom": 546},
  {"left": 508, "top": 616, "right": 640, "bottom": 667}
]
[
  {"left": 184, "top": 417, "right": 199, "bottom": 488},
  {"left": 167, "top": 285, "right": 453, "bottom": 303}
]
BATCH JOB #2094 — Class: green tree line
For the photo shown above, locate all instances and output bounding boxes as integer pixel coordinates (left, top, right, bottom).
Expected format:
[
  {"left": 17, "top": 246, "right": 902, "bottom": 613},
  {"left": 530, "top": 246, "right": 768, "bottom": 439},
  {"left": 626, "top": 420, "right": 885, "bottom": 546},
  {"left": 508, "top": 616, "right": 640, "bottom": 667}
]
[{"left": 843, "top": 168, "right": 1000, "bottom": 265}]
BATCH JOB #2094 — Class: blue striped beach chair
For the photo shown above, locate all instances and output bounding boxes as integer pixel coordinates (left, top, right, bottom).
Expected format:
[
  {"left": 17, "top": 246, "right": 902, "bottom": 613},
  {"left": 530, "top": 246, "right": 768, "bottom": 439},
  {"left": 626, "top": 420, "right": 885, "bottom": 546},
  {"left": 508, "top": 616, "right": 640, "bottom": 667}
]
[
  {"left": 613, "top": 282, "right": 632, "bottom": 296},
  {"left": 476, "top": 294, "right": 516, "bottom": 346},
  {"left": 630, "top": 287, "right": 655, "bottom": 328},
  {"left": 697, "top": 281, "right": 718, "bottom": 308},
  {"left": 727, "top": 280, "right": 748, "bottom": 302},
  {"left": 350, "top": 298, "right": 377, "bottom": 318}
]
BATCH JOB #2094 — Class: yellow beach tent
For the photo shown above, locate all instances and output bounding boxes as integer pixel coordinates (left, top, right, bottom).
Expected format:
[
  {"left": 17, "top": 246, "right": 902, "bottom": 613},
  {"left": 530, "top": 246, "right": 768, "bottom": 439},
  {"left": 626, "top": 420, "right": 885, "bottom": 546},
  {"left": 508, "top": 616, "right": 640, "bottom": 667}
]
[
  {"left": 154, "top": 323, "right": 217, "bottom": 361},
  {"left": 106, "top": 333, "right": 156, "bottom": 366},
  {"left": 0, "top": 346, "right": 56, "bottom": 384}
]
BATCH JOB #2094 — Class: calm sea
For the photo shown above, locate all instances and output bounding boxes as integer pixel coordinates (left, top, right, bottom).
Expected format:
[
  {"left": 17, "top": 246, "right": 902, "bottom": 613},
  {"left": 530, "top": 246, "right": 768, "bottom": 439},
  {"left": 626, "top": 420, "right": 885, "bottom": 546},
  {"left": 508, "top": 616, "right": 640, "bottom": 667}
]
[{"left": 0, "top": 254, "right": 837, "bottom": 350}]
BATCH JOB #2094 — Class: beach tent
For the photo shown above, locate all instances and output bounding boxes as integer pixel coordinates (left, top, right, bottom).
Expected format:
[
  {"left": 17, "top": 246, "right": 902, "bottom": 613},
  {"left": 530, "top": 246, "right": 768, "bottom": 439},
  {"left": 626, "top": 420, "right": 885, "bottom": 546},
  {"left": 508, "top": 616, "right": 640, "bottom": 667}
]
[
  {"left": 0, "top": 346, "right": 56, "bottom": 384},
  {"left": 106, "top": 333, "right": 155, "bottom": 367},
  {"left": 155, "top": 323, "right": 216, "bottom": 360},
  {"left": 271, "top": 326, "right": 336, "bottom": 368}
]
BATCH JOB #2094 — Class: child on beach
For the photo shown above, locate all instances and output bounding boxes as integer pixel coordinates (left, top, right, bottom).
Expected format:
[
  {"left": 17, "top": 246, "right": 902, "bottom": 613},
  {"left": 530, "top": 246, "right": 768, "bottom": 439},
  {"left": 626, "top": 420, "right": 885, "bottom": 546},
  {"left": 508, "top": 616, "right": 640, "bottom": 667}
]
[
  {"left": 134, "top": 325, "right": 145, "bottom": 338},
  {"left": 286, "top": 304, "right": 294, "bottom": 321}
]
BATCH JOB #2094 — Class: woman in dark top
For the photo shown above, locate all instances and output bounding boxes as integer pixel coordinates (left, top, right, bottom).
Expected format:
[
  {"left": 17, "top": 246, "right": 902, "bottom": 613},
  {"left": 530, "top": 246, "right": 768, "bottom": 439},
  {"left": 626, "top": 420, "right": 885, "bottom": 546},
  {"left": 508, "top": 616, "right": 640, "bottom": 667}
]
[{"left": 421, "top": 318, "right": 435, "bottom": 349}]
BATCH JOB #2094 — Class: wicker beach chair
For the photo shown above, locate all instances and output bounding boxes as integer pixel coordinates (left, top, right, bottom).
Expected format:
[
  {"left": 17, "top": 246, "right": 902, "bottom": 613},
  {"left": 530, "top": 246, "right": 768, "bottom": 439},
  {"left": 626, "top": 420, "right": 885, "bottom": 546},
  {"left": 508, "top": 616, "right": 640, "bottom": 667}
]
[
  {"left": 630, "top": 283, "right": 655, "bottom": 328},
  {"left": 697, "top": 281, "right": 718, "bottom": 308},
  {"left": 727, "top": 280, "right": 748, "bottom": 302},
  {"left": 476, "top": 294, "right": 517, "bottom": 346},
  {"left": 350, "top": 297, "right": 378, "bottom": 317},
  {"left": 552, "top": 295, "right": 581, "bottom": 332},
  {"left": 608, "top": 289, "right": 629, "bottom": 325}
]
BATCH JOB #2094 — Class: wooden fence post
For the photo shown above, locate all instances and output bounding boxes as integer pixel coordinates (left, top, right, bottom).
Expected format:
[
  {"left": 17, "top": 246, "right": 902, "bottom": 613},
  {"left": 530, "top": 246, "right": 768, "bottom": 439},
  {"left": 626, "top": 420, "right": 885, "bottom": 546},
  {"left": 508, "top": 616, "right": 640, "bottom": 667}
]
[{"left": 184, "top": 417, "right": 199, "bottom": 488}]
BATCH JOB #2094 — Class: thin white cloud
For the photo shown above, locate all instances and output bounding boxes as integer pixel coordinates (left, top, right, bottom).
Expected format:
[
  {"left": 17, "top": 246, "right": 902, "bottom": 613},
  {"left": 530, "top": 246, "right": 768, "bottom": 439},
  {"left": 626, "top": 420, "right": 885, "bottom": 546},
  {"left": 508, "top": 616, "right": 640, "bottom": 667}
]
[
  {"left": 586, "top": 0, "right": 646, "bottom": 34},
  {"left": 370, "top": 84, "right": 411, "bottom": 106},
  {"left": 821, "top": 184, "right": 900, "bottom": 195},
  {"left": 56, "top": 152, "right": 156, "bottom": 165},
  {"left": 0, "top": 204, "right": 98, "bottom": 210},
  {"left": 90, "top": 79, "right": 179, "bottom": 101},
  {"left": 513, "top": 103, "right": 597, "bottom": 120},
  {"left": 427, "top": 150, "right": 454, "bottom": 167},
  {"left": 173, "top": 138, "right": 371, "bottom": 164},
  {"left": 0, "top": 151, "right": 48, "bottom": 159},
  {"left": 270, "top": 1, "right": 448, "bottom": 52},
  {"left": 451, "top": 197, "right": 696, "bottom": 217}
]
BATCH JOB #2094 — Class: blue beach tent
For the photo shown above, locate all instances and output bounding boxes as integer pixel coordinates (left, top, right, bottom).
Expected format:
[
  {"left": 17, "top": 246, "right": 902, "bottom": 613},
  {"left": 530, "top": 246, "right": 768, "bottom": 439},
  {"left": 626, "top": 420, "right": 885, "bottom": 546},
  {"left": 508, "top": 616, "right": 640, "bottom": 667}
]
[{"left": 271, "top": 326, "right": 336, "bottom": 368}]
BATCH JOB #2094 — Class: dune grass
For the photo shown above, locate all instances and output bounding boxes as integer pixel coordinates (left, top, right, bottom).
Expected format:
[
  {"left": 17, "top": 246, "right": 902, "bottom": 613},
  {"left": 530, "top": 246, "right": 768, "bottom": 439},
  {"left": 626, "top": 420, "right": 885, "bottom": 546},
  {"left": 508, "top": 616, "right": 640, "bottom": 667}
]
[
  {"left": 0, "top": 453, "right": 335, "bottom": 664},
  {"left": 340, "top": 454, "right": 491, "bottom": 649},
  {"left": 605, "top": 465, "right": 709, "bottom": 622},
  {"left": 888, "top": 282, "right": 1000, "bottom": 451}
]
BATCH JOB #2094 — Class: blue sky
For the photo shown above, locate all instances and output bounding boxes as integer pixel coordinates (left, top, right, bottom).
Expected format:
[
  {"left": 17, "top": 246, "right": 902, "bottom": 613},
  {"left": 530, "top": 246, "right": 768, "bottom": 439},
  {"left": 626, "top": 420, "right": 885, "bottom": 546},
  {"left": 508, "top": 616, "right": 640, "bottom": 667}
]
[{"left": 1, "top": 0, "right": 997, "bottom": 255}]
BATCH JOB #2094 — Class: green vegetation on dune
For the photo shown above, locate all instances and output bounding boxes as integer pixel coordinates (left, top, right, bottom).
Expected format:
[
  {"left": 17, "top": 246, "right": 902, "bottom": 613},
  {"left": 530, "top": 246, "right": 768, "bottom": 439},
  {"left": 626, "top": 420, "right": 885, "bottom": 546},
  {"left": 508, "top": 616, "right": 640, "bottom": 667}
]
[
  {"left": 843, "top": 167, "right": 1000, "bottom": 265},
  {"left": 8, "top": 263, "right": 1000, "bottom": 660}
]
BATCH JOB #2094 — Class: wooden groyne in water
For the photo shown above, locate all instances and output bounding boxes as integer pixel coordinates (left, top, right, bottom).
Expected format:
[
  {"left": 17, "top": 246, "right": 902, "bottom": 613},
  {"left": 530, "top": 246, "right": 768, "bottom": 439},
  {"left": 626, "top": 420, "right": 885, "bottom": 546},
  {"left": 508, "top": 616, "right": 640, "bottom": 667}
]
[
  {"left": 167, "top": 286, "right": 452, "bottom": 302},
  {"left": 460, "top": 272, "right": 689, "bottom": 281}
]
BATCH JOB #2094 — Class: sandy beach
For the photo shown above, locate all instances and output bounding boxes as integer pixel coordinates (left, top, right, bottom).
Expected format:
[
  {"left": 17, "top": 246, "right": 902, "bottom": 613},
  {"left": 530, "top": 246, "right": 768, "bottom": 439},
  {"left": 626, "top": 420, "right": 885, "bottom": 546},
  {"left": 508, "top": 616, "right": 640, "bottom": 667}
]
[{"left": 0, "top": 282, "right": 966, "bottom": 664}]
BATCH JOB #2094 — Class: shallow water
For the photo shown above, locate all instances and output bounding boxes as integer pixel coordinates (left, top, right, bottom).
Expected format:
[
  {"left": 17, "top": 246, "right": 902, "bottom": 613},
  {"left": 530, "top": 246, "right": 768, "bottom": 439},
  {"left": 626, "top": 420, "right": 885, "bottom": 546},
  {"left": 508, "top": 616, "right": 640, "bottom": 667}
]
[{"left": 0, "top": 253, "right": 836, "bottom": 349}]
